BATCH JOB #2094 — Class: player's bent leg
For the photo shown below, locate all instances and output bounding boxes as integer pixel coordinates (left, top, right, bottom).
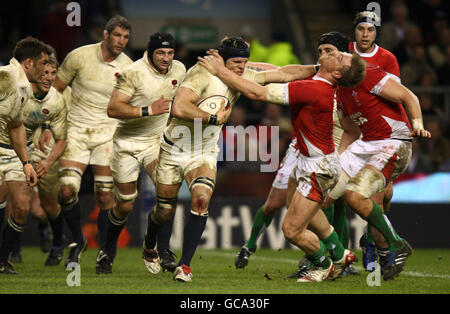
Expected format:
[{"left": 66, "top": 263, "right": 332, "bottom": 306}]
[
  {"left": 308, "top": 206, "right": 357, "bottom": 279},
  {"left": 172, "top": 167, "right": 215, "bottom": 282},
  {"left": 96, "top": 181, "right": 137, "bottom": 275},
  {"left": 92, "top": 164, "right": 115, "bottom": 251},
  {"left": 0, "top": 181, "right": 32, "bottom": 274},
  {"left": 29, "top": 190, "right": 52, "bottom": 254},
  {"left": 143, "top": 182, "right": 180, "bottom": 275},
  {"left": 282, "top": 192, "right": 334, "bottom": 282},
  {"left": 39, "top": 192, "right": 65, "bottom": 266},
  {"left": 383, "top": 182, "right": 394, "bottom": 213},
  {"left": 345, "top": 167, "right": 410, "bottom": 279},
  {"left": 145, "top": 161, "right": 176, "bottom": 272},
  {"left": 58, "top": 160, "right": 87, "bottom": 267}
]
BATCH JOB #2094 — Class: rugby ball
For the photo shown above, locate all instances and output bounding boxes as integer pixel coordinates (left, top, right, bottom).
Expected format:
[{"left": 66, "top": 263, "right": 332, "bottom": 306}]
[{"left": 196, "top": 95, "right": 230, "bottom": 114}]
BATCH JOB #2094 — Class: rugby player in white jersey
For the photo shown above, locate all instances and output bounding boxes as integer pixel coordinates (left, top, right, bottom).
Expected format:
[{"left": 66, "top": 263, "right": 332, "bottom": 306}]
[
  {"left": 53, "top": 16, "right": 133, "bottom": 266},
  {"left": 96, "top": 32, "right": 186, "bottom": 274},
  {"left": 0, "top": 37, "right": 51, "bottom": 274},
  {"left": 141, "top": 37, "right": 319, "bottom": 282},
  {"left": 26, "top": 54, "right": 69, "bottom": 266}
]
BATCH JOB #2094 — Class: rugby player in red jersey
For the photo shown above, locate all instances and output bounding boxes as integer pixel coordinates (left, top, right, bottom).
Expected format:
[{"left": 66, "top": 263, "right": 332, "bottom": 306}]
[{"left": 199, "top": 50, "right": 366, "bottom": 282}]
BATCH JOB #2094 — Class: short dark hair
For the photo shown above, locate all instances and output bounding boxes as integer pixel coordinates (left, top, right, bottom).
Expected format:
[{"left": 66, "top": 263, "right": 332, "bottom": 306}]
[
  {"left": 218, "top": 37, "right": 250, "bottom": 62},
  {"left": 13, "top": 37, "right": 53, "bottom": 63},
  {"left": 105, "top": 15, "right": 131, "bottom": 34},
  {"left": 336, "top": 53, "right": 367, "bottom": 87}
]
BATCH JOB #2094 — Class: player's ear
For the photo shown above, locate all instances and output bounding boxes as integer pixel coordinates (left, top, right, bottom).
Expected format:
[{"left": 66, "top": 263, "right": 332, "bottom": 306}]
[
  {"left": 23, "top": 58, "right": 33, "bottom": 70},
  {"left": 103, "top": 29, "right": 109, "bottom": 40},
  {"left": 332, "top": 70, "right": 343, "bottom": 79}
]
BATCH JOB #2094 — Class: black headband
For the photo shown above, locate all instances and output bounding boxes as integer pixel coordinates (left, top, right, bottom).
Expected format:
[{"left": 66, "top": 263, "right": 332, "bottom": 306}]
[
  {"left": 218, "top": 45, "right": 250, "bottom": 62},
  {"left": 318, "top": 32, "right": 350, "bottom": 53}
]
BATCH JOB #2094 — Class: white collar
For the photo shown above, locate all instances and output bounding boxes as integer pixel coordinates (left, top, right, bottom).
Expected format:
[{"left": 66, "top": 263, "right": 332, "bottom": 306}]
[
  {"left": 312, "top": 75, "right": 333, "bottom": 86},
  {"left": 353, "top": 42, "right": 379, "bottom": 58}
]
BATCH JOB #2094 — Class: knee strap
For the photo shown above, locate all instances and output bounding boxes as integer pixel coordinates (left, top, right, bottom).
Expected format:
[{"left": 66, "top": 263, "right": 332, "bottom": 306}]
[
  {"left": 156, "top": 195, "right": 178, "bottom": 209},
  {"left": 58, "top": 167, "right": 82, "bottom": 195},
  {"left": 94, "top": 175, "right": 114, "bottom": 193},
  {"left": 114, "top": 188, "right": 138, "bottom": 203},
  {"left": 189, "top": 176, "right": 215, "bottom": 193}
]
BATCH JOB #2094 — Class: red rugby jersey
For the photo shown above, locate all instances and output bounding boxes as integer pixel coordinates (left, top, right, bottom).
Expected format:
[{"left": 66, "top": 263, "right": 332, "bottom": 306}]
[
  {"left": 349, "top": 42, "right": 400, "bottom": 80},
  {"left": 288, "top": 76, "right": 336, "bottom": 157},
  {"left": 337, "top": 64, "right": 412, "bottom": 141}
]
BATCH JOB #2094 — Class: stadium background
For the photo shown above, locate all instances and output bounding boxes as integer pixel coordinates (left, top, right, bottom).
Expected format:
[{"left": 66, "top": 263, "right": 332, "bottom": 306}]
[{"left": 0, "top": 0, "right": 449, "bottom": 250}]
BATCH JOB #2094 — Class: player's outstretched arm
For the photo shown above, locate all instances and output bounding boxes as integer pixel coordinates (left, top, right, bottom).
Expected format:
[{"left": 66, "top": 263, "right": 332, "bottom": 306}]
[
  {"left": 265, "top": 64, "right": 317, "bottom": 84},
  {"left": 205, "top": 50, "right": 316, "bottom": 84},
  {"left": 198, "top": 55, "right": 268, "bottom": 102},
  {"left": 377, "top": 78, "right": 432, "bottom": 139}
]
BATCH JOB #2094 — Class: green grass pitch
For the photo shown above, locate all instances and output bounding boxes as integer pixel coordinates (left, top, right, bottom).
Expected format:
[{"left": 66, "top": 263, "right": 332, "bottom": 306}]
[{"left": 1, "top": 247, "right": 449, "bottom": 294}]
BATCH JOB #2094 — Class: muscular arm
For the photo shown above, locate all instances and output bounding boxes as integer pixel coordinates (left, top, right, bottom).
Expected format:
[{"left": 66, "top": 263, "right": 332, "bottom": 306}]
[
  {"left": 107, "top": 90, "right": 171, "bottom": 119},
  {"left": 7, "top": 121, "right": 30, "bottom": 163},
  {"left": 107, "top": 90, "right": 142, "bottom": 119},
  {"left": 170, "top": 87, "right": 210, "bottom": 123},
  {"left": 264, "top": 64, "right": 317, "bottom": 83},
  {"left": 45, "top": 139, "right": 66, "bottom": 166},
  {"left": 53, "top": 76, "right": 69, "bottom": 94},
  {"left": 7, "top": 121, "right": 37, "bottom": 186},
  {"left": 35, "top": 138, "right": 67, "bottom": 178},
  {"left": 338, "top": 116, "right": 361, "bottom": 154},
  {"left": 378, "top": 78, "right": 431, "bottom": 138}
]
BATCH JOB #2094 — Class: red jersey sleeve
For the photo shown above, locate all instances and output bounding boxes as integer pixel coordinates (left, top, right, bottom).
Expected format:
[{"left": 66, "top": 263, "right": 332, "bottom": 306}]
[
  {"left": 288, "top": 80, "right": 316, "bottom": 105},
  {"left": 383, "top": 52, "right": 400, "bottom": 78},
  {"left": 361, "top": 64, "right": 389, "bottom": 95}
]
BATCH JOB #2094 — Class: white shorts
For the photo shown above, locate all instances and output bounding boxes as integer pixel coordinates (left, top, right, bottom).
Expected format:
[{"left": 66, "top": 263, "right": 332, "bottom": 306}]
[
  {"left": 156, "top": 135, "right": 217, "bottom": 186},
  {"left": 272, "top": 142, "right": 299, "bottom": 190},
  {"left": 340, "top": 139, "right": 412, "bottom": 183},
  {"left": 61, "top": 124, "right": 116, "bottom": 166},
  {"left": 111, "top": 135, "right": 161, "bottom": 183},
  {"left": 291, "top": 151, "right": 340, "bottom": 203},
  {"left": 0, "top": 143, "right": 34, "bottom": 184}
]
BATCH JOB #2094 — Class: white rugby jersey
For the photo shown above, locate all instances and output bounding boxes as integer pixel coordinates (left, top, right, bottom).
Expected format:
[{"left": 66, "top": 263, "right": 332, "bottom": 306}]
[
  {"left": 114, "top": 51, "right": 186, "bottom": 142},
  {"left": 57, "top": 42, "right": 132, "bottom": 128}
]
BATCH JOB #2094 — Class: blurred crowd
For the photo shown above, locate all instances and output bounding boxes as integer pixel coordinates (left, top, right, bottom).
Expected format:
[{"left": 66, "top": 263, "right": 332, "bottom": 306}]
[{"left": 0, "top": 0, "right": 449, "bottom": 173}]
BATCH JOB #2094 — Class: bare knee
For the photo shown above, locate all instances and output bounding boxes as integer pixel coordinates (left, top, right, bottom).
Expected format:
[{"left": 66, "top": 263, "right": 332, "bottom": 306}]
[
  {"left": 95, "top": 191, "right": 114, "bottom": 208},
  {"left": 11, "top": 200, "right": 30, "bottom": 223},
  {"left": 191, "top": 193, "right": 210, "bottom": 214},
  {"left": 115, "top": 200, "right": 134, "bottom": 217},
  {"left": 263, "top": 199, "right": 283, "bottom": 216},
  {"left": 60, "top": 185, "right": 76, "bottom": 202},
  {"left": 344, "top": 190, "right": 364, "bottom": 210},
  {"left": 282, "top": 221, "right": 299, "bottom": 243}
]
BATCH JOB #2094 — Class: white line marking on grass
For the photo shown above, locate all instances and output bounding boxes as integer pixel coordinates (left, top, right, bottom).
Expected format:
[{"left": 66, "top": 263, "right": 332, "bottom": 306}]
[{"left": 201, "top": 251, "right": 450, "bottom": 280}]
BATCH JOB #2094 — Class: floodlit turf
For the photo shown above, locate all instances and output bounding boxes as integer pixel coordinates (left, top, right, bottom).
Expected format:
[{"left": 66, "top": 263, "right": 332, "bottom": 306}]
[{"left": 0, "top": 247, "right": 449, "bottom": 294}]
